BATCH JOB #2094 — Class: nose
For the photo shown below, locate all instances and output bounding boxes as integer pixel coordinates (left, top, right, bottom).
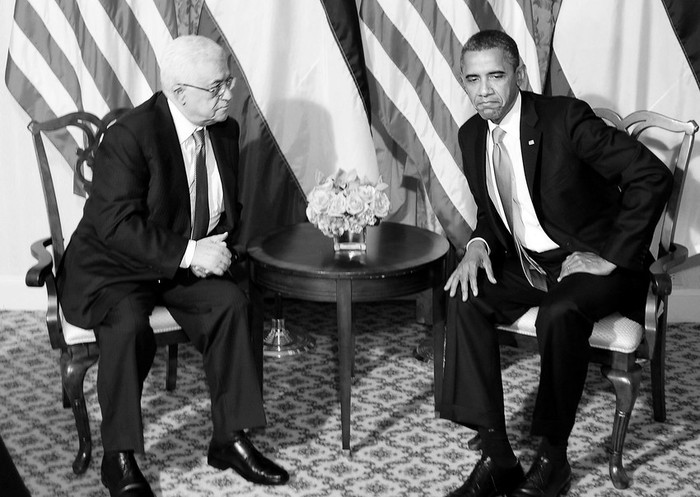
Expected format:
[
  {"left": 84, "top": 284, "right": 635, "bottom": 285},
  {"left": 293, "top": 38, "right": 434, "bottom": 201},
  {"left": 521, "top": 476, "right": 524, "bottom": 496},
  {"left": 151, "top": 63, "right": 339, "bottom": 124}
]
[{"left": 477, "top": 79, "right": 492, "bottom": 96}]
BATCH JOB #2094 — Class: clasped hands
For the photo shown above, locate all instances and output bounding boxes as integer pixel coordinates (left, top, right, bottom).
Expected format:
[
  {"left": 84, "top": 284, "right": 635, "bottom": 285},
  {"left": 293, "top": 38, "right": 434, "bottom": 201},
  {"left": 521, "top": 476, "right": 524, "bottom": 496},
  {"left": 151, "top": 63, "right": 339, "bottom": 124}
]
[
  {"left": 444, "top": 240, "right": 617, "bottom": 301},
  {"left": 190, "top": 232, "right": 232, "bottom": 278}
]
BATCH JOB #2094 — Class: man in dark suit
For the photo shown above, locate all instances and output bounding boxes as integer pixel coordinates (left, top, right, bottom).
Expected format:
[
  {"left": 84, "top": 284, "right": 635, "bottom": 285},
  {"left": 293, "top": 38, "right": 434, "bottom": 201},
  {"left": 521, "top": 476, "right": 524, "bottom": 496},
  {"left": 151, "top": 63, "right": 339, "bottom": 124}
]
[
  {"left": 57, "top": 35, "right": 289, "bottom": 496},
  {"left": 441, "top": 30, "right": 672, "bottom": 497}
]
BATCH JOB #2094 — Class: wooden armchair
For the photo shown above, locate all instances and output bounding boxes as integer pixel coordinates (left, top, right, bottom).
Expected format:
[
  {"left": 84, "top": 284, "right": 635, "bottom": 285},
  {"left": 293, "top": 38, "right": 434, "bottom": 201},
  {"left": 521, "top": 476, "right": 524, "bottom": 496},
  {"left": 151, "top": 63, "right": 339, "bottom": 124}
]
[
  {"left": 434, "top": 108, "right": 697, "bottom": 489},
  {"left": 25, "top": 110, "right": 190, "bottom": 475}
]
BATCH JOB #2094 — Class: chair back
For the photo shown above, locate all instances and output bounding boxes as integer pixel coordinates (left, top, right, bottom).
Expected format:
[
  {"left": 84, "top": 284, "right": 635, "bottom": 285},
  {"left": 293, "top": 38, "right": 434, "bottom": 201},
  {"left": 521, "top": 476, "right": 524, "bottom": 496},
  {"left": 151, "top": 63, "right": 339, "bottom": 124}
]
[
  {"left": 28, "top": 109, "right": 129, "bottom": 269},
  {"left": 593, "top": 108, "right": 698, "bottom": 258}
]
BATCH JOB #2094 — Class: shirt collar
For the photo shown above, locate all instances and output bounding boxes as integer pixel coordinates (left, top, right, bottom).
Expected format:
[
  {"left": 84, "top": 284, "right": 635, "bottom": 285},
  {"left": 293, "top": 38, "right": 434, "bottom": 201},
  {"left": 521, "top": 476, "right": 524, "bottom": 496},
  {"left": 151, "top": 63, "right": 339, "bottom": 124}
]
[{"left": 167, "top": 97, "right": 201, "bottom": 144}]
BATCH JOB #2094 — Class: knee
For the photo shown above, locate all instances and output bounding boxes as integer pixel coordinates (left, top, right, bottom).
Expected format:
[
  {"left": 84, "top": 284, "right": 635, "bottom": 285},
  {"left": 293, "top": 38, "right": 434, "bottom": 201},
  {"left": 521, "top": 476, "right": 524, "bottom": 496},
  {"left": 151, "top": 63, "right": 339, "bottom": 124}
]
[
  {"left": 535, "top": 298, "right": 592, "bottom": 349},
  {"left": 537, "top": 298, "right": 583, "bottom": 325},
  {"left": 99, "top": 298, "right": 154, "bottom": 345}
]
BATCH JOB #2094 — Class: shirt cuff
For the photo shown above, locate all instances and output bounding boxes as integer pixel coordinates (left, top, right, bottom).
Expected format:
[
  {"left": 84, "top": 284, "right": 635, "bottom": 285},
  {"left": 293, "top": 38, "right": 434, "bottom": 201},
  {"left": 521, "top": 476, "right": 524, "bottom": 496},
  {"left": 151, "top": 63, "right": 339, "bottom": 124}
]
[
  {"left": 466, "top": 237, "right": 490, "bottom": 255},
  {"left": 180, "top": 240, "right": 197, "bottom": 268}
]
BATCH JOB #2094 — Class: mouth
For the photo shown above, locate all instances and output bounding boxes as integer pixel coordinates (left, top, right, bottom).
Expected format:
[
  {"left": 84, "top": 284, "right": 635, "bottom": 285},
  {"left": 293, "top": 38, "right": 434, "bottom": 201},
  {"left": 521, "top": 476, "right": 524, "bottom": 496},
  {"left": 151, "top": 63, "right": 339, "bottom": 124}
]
[{"left": 476, "top": 101, "right": 500, "bottom": 109}]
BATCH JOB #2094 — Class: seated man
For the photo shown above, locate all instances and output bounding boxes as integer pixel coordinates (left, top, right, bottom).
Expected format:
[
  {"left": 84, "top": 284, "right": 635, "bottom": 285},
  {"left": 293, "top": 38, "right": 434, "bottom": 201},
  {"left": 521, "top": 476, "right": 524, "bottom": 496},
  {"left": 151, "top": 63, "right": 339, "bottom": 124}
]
[
  {"left": 441, "top": 30, "right": 672, "bottom": 497},
  {"left": 57, "top": 35, "right": 289, "bottom": 496}
]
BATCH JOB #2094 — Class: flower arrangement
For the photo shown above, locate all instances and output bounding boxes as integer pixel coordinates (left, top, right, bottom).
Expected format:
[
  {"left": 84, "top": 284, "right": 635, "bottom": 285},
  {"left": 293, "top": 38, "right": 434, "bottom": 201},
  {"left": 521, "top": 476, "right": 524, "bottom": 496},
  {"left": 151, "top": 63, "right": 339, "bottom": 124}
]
[{"left": 306, "top": 169, "right": 391, "bottom": 239}]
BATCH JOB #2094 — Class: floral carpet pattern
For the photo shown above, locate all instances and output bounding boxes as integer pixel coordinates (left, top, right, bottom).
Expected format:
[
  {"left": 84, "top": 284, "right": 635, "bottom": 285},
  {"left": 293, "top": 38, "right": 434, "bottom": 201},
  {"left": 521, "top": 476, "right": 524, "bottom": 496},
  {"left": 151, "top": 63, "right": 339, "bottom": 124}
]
[{"left": 1, "top": 302, "right": 699, "bottom": 497}]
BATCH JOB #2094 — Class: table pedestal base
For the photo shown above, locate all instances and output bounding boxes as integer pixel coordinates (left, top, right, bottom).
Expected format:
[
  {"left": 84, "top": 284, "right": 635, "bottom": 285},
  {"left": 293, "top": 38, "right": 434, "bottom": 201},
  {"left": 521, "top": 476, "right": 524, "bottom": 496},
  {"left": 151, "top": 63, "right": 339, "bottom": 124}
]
[{"left": 263, "top": 318, "right": 316, "bottom": 357}]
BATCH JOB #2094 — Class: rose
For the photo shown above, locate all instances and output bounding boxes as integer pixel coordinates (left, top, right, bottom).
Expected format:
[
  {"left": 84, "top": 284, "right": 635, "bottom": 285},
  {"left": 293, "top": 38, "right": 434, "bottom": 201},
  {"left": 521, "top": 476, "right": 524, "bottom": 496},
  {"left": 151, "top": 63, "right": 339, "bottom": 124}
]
[
  {"left": 307, "top": 186, "right": 333, "bottom": 216},
  {"left": 326, "top": 192, "right": 347, "bottom": 217},
  {"left": 373, "top": 190, "right": 390, "bottom": 218},
  {"left": 357, "top": 184, "right": 375, "bottom": 204},
  {"left": 345, "top": 190, "right": 366, "bottom": 216}
]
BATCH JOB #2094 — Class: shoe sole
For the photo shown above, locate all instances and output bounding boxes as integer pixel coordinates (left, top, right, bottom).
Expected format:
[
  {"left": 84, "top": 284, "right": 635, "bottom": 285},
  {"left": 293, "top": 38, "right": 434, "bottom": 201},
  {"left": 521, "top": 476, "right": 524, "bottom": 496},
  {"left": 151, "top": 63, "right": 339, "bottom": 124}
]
[{"left": 207, "top": 455, "right": 289, "bottom": 486}]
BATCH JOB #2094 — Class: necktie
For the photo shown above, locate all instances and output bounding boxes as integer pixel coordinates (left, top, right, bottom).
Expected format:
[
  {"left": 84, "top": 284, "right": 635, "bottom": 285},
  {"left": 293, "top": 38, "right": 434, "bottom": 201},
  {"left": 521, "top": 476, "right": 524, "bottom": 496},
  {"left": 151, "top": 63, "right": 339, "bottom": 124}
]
[
  {"left": 491, "top": 126, "right": 547, "bottom": 291},
  {"left": 191, "top": 129, "right": 209, "bottom": 240}
]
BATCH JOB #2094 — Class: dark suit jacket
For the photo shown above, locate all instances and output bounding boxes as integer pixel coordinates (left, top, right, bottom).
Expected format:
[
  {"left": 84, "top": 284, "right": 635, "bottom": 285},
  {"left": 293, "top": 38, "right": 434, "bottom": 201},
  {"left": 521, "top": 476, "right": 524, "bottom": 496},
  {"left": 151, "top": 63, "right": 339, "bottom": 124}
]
[
  {"left": 57, "top": 92, "right": 243, "bottom": 328},
  {"left": 458, "top": 91, "right": 673, "bottom": 272}
]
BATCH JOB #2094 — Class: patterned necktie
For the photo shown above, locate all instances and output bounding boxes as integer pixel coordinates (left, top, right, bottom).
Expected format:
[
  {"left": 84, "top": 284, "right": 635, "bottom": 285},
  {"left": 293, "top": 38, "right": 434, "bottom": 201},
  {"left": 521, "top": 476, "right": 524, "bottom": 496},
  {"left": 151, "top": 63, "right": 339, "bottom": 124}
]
[
  {"left": 491, "top": 126, "right": 547, "bottom": 291},
  {"left": 191, "top": 128, "right": 209, "bottom": 240}
]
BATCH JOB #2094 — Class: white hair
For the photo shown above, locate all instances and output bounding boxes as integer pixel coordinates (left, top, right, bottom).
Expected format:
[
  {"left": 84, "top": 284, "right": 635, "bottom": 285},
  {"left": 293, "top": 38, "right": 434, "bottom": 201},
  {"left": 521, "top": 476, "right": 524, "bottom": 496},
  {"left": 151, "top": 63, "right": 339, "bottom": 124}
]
[{"left": 159, "top": 35, "right": 227, "bottom": 95}]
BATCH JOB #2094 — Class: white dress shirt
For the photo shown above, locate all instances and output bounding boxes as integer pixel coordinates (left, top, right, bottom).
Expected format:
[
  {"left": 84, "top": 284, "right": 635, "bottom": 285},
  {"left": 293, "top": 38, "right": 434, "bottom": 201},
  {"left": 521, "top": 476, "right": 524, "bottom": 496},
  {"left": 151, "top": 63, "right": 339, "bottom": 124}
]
[{"left": 167, "top": 99, "right": 225, "bottom": 268}]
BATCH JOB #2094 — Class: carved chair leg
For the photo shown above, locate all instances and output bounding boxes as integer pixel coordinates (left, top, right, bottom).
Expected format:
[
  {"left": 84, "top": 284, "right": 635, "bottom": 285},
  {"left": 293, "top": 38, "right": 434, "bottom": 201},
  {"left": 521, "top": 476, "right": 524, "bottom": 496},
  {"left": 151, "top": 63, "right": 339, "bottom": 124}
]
[
  {"left": 60, "top": 346, "right": 98, "bottom": 475},
  {"left": 166, "top": 344, "right": 179, "bottom": 391},
  {"left": 601, "top": 364, "right": 642, "bottom": 490}
]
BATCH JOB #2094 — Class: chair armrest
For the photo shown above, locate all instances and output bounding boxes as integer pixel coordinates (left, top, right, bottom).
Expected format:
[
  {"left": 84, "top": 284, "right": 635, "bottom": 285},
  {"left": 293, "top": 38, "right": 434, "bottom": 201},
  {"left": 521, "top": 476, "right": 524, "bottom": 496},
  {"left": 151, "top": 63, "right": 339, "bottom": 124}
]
[
  {"left": 25, "top": 237, "right": 54, "bottom": 287},
  {"left": 649, "top": 243, "right": 688, "bottom": 297},
  {"left": 25, "top": 237, "right": 66, "bottom": 350}
]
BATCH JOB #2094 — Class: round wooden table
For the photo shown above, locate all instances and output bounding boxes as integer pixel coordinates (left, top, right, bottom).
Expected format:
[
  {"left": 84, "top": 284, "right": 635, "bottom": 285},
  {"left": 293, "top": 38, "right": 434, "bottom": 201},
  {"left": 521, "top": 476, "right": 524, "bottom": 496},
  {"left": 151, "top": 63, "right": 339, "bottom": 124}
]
[{"left": 247, "top": 222, "right": 449, "bottom": 450}]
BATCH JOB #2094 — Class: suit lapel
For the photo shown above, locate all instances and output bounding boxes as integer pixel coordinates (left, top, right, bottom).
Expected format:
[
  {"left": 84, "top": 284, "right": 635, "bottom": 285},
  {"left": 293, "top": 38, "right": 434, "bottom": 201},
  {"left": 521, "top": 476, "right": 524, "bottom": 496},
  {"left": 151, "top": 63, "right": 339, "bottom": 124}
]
[
  {"left": 519, "top": 92, "right": 542, "bottom": 195},
  {"left": 154, "top": 94, "right": 189, "bottom": 198}
]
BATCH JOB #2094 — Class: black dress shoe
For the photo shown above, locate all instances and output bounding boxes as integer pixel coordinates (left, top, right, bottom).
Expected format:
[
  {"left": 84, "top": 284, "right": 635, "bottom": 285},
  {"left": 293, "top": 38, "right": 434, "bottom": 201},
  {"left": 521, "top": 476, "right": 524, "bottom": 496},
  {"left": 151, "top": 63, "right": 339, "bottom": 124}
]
[
  {"left": 468, "top": 433, "right": 482, "bottom": 451},
  {"left": 101, "top": 451, "right": 154, "bottom": 497},
  {"left": 509, "top": 455, "right": 572, "bottom": 497},
  {"left": 208, "top": 431, "right": 289, "bottom": 485},
  {"left": 447, "top": 455, "right": 525, "bottom": 497}
]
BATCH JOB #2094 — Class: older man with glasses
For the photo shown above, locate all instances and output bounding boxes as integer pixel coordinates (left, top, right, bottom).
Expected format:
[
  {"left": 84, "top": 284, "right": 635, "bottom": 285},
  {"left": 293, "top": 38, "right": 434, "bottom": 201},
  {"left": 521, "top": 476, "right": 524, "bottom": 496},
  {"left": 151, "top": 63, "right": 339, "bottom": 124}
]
[{"left": 57, "top": 35, "right": 289, "bottom": 496}]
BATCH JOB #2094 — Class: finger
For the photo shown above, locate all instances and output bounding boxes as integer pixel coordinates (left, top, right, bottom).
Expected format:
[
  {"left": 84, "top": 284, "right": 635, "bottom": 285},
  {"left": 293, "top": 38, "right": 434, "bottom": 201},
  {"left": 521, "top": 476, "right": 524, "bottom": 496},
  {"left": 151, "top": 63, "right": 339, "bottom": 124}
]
[
  {"left": 482, "top": 259, "right": 496, "bottom": 285},
  {"left": 468, "top": 269, "right": 478, "bottom": 298},
  {"left": 208, "top": 232, "right": 229, "bottom": 243}
]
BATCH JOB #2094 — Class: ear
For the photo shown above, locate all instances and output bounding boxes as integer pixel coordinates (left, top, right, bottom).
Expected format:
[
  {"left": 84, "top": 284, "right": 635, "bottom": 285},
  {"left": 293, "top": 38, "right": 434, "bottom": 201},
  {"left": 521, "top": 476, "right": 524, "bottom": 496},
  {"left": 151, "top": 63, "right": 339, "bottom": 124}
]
[
  {"left": 515, "top": 64, "right": 527, "bottom": 89},
  {"left": 171, "top": 85, "right": 187, "bottom": 105}
]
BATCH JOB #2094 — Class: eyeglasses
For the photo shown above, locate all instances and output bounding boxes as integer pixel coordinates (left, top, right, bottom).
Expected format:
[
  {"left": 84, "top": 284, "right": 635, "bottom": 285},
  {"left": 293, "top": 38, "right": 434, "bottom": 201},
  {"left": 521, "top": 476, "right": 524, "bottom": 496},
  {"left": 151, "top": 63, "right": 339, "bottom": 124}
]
[{"left": 180, "top": 76, "right": 236, "bottom": 99}]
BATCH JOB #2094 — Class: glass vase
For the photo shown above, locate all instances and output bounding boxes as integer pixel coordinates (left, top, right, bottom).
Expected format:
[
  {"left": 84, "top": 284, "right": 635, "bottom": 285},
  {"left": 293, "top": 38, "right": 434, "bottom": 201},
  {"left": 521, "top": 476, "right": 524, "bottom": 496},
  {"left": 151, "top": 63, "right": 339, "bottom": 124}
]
[{"left": 333, "top": 228, "right": 367, "bottom": 252}]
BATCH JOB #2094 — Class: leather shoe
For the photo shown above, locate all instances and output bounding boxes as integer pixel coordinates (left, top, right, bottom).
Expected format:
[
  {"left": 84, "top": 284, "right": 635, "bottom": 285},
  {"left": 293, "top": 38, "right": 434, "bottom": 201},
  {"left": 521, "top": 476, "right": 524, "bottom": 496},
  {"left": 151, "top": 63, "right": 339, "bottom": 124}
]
[
  {"left": 447, "top": 454, "right": 524, "bottom": 496},
  {"left": 208, "top": 431, "right": 289, "bottom": 485},
  {"left": 101, "top": 451, "right": 154, "bottom": 497},
  {"left": 509, "top": 455, "right": 572, "bottom": 497},
  {"left": 467, "top": 433, "right": 482, "bottom": 451}
]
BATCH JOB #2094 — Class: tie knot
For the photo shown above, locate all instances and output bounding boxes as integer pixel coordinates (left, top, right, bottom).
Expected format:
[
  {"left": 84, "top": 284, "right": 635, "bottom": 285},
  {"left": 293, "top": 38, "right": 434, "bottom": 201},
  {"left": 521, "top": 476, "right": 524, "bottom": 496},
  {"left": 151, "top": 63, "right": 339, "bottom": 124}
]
[
  {"left": 492, "top": 126, "right": 505, "bottom": 144},
  {"left": 192, "top": 128, "right": 205, "bottom": 149}
]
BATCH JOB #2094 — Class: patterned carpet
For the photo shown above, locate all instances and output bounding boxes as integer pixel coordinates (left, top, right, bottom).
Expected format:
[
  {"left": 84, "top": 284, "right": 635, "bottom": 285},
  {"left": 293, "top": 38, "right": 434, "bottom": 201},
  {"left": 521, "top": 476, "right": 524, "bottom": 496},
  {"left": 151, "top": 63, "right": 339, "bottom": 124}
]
[{"left": 1, "top": 301, "right": 700, "bottom": 497}]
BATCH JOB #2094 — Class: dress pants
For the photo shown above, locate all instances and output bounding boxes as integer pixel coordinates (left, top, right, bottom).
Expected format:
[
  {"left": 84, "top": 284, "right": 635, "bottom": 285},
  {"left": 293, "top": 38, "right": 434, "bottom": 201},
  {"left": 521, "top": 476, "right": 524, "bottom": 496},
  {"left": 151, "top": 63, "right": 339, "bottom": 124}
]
[
  {"left": 94, "top": 274, "right": 266, "bottom": 453},
  {"left": 440, "top": 250, "right": 648, "bottom": 441}
]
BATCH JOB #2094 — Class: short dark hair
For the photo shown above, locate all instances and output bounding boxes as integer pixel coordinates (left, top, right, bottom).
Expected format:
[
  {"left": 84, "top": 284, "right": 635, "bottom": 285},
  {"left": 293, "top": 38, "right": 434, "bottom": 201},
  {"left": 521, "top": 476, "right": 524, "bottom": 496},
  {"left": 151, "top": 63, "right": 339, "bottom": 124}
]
[{"left": 461, "top": 30, "right": 520, "bottom": 71}]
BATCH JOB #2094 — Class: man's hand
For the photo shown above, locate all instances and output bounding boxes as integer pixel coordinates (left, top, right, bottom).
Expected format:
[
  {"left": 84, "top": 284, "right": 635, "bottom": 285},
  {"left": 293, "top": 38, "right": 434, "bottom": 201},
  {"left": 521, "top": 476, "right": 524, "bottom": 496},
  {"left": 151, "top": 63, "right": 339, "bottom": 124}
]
[
  {"left": 444, "top": 240, "right": 496, "bottom": 300},
  {"left": 558, "top": 251, "right": 616, "bottom": 281},
  {"left": 191, "top": 233, "right": 232, "bottom": 278}
]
